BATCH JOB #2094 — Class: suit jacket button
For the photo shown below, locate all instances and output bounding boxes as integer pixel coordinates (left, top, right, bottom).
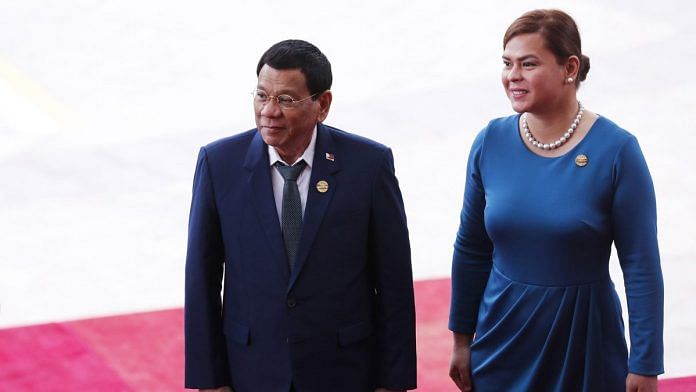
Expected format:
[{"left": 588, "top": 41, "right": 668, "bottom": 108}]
[{"left": 287, "top": 297, "right": 297, "bottom": 308}]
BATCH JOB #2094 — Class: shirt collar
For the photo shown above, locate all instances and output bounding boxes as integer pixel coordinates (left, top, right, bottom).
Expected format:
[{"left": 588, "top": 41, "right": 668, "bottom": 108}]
[{"left": 268, "top": 125, "right": 317, "bottom": 168}]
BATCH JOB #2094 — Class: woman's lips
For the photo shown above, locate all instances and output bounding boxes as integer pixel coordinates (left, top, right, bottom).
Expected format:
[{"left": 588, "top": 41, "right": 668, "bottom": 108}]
[{"left": 510, "top": 89, "right": 529, "bottom": 98}]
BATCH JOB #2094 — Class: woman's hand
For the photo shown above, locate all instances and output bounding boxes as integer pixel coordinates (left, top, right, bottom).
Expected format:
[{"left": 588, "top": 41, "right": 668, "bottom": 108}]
[
  {"left": 626, "top": 373, "right": 657, "bottom": 392},
  {"left": 449, "top": 332, "right": 474, "bottom": 391}
]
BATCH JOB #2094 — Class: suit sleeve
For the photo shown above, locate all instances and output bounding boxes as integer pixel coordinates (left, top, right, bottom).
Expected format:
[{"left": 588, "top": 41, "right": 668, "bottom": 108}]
[
  {"left": 449, "top": 130, "right": 494, "bottom": 334},
  {"left": 184, "top": 147, "right": 230, "bottom": 388},
  {"left": 612, "top": 136, "right": 664, "bottom": 375},
  {"left": 369, "top": 148, "right": 418, "bottom": 390}
]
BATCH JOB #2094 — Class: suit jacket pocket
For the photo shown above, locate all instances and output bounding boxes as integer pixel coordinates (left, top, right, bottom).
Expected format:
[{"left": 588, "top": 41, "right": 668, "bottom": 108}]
[
  {"left": 337, "top": 321, "right": 373, "bottom": 347},
  {"left": 226, "top": 321, "right": 250, "bottom": 345}
]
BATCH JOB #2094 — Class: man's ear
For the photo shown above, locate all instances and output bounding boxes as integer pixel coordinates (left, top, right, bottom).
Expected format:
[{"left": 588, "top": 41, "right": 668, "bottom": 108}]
[{"left": 316, "top": 90, "right": 332, "bottom": 123}]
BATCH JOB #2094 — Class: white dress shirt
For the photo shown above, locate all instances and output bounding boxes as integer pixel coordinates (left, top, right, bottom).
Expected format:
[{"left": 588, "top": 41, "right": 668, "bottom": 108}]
[{"left": 268, "top": 126, "right": 316, "bottom": 225}]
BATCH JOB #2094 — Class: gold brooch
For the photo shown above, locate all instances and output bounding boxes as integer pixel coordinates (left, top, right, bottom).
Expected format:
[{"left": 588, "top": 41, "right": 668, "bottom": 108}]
[
  {"left": 316, "top": 180, "right": 329, "bottom": 193},
  {"left": 575, "top": 154, "right": 588, "bottom": 167}
]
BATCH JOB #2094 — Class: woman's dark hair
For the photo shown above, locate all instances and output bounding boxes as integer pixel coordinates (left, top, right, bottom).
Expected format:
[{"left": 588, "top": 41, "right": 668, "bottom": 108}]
[
  {"left": 257, "top": 39, "right": 332, "bottom": 99},
  {"left": 504, "top": 9, "right": 590, "bottom": 87}
]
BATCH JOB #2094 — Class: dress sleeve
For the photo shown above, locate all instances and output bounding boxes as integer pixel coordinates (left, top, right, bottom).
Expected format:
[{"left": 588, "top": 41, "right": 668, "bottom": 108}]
[
  {"left": 449, "top": 129, "right": 494, "bottom": 334},
  {"left": 612, "top": 136, "right": 664, "bottom": 375}
]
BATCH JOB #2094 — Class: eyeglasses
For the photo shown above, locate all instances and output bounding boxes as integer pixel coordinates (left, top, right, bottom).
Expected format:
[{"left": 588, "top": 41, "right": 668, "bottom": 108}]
[{"left": 252, "top": 89, "right": 319, "bottom": 109}]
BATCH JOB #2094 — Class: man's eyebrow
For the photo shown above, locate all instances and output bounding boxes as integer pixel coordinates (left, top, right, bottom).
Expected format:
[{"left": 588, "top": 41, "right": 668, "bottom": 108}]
[{"left": 254, "top": 85, "right": 299, "bottom": 95}]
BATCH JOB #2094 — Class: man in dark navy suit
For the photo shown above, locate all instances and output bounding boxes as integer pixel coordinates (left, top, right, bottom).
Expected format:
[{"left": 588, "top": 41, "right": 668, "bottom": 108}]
[{"left": 184, "top": 40, "right": 417, "bottom": 392}]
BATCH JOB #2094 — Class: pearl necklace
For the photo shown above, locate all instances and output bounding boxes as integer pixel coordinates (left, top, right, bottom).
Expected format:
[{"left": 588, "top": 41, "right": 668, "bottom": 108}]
[{"left": 522, "top": 102, "right": 584, "bottom": 150}]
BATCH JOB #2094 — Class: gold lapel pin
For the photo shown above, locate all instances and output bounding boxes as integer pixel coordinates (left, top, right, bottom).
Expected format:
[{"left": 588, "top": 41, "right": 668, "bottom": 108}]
[
  {"left": 316, "top": 180, "right": 329, "bottom": 193},
  {"left": 575, "top": 154, "right": 588, "bottom": 167}
]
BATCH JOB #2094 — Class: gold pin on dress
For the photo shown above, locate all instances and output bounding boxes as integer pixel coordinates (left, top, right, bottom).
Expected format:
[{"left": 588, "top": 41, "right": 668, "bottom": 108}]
[{"left": 575, "top": 154, "right": 588, "bottom": 167}]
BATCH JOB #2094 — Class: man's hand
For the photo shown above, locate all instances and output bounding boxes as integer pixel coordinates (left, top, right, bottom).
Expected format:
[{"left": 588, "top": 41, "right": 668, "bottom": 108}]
[
  {"left": 449, "top": 332, "right": 473, "bottom": 392},
  {"left": 200, "top": 387, "right": 233, "bottom": 392},
  {"left": 626, "top": 373, "right": 657, "bottom": 392}
]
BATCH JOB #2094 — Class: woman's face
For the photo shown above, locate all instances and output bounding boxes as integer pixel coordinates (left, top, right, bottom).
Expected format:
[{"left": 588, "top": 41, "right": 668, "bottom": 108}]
[{"left": 501, "top": 33, "right": 568, "bottom": 114}]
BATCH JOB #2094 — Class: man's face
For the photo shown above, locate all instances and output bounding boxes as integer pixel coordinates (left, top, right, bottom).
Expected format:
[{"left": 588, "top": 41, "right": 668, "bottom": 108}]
[{"left": 254, "top": 65, "right": 330, "bottom": 161}]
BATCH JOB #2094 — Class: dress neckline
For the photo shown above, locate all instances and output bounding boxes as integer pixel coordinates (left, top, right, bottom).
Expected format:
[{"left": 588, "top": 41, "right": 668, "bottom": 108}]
[{"left": 514, "top": 113, "right": 603, "bottom": 160}]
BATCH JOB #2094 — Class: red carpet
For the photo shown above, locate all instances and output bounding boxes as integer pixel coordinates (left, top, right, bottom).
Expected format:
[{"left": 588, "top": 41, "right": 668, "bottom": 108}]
[{"left": 1, "top": 278, "right": 693, "bottom": 391}]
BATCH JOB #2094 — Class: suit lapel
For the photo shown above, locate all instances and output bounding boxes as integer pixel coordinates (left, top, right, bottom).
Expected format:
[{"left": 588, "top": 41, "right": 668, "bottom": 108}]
[
  {"left": 288, "top": 124, "right": 341, "bottom": 291},
  {"left": 244, "top": 131, "right": 291, "bottom": 280}
]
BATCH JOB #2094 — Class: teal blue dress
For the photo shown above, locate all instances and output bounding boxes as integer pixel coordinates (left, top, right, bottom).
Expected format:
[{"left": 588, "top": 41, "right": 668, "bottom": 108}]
[{"left": 449, "top": 115, "right": 664, "bottom": 391}]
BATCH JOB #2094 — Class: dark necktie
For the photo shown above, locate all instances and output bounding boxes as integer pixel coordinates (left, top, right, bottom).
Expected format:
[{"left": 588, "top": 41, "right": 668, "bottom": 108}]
[{"left": 275, "top": 160, "right": 307, "bottom": 269}]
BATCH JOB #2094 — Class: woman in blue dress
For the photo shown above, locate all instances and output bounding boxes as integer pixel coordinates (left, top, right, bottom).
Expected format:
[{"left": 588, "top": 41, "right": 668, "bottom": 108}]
[{"left": 448, "top": 9, "right": 664, "bottom": 392}]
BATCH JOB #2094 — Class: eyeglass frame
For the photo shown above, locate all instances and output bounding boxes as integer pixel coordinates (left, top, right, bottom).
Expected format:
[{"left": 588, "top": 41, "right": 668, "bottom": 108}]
[{"left": 251, "top": 89, "right": 322, "bottom": 109}]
